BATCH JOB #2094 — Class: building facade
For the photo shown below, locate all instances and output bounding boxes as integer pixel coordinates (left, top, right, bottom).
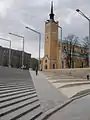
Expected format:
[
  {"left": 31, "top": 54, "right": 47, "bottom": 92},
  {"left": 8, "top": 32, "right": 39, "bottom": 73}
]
[
  {"left": 0, "top": 46, "right": 31, "bottom": 68},
  {"left": 41, "top": 1, "right": 88, "bottom": 70}
]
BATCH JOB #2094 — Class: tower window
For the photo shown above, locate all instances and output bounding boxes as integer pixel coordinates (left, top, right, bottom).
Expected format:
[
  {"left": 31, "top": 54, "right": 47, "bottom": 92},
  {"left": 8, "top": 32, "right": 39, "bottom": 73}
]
[{"left": 45, "top": 60, "right": 47, "bottom": 63}]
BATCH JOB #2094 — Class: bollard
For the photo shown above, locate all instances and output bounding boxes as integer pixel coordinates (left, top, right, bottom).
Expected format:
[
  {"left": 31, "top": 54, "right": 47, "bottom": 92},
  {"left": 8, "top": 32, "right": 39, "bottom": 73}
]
[{"left": 87, "top": 75, "right": 89, "bottom": 80}]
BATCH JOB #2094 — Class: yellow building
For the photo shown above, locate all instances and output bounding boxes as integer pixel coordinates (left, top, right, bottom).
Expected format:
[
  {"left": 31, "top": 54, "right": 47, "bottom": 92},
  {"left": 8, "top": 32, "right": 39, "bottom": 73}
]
[{"left": 41, "top": 1, "right": 88, "bottom": 70}]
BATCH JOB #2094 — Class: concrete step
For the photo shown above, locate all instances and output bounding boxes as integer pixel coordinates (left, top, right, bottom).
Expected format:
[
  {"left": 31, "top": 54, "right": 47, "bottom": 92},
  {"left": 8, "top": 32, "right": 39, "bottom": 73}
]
[
  {"left": 46, "top": 76, "right": 76, "bottom": 79},
  {"left": 59, "top": 82, "right": 90, "bottom": 88},
  {"left": 59, "top": 84, "right": 90, "bottom": 98},
  {"left": 18, "top": 107, "right": 42, "bottom": 120},
  {"left": 0, "top": 68, "right": 43, "bottom": 120},
  {"left": 0, "top": 97, "right": 39, "bottom": 116},
  {"left": 50, "top": 79, "right": 87, "bottom": 83},
  {"left": 0, "top": 85, "right": 34, "bottom": 90},
  {"left": 0, "top": 87, "right": 34, "bottom": 94},
  {"left": 0, "top": 82, "right": 33, "bottom": 86},
  {"left": 0, "top": 82, "right": 34, "bottom": 86},
  {"left": 0, "top": 101, "right": 41, "bottom": 120},
  {"left": 0, "top": 91, "right": 36, "bottom": 103},
  {"left": 50, "top": 81, "right": 90, "bottom": 89},
  {"left": 0, "top": 89, "right": 35, "bottom": 98},
  {"left": 0, "top": 94, "right": 38, "bottom": 109}
]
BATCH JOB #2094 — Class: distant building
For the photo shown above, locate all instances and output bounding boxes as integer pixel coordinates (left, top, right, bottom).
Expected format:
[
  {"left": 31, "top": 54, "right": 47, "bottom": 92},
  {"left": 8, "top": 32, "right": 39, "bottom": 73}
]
[
  {"left": 41, "top": 1, "right": 88, "bottom": 70},
  {"left": 0, "top": 46, "right": 31, "bottom": 68},
  {"left": 30, "top": 58, "right": 38, "bottom": 70}
]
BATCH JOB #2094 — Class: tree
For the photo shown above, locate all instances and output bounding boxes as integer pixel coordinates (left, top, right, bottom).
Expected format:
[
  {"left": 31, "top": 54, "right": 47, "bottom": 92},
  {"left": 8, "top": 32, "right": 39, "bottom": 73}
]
[
  {"left": 83, "top": 36, "right": 89, "bottom": 49},
  {"left": 63, "top": 34, "right": 79, "bottom": 68}
]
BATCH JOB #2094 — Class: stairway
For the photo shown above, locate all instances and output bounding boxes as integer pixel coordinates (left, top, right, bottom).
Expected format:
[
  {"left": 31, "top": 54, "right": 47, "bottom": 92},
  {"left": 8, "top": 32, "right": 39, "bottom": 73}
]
[{"left": 0, "top": 67, "right": 43, "bottom": 120}]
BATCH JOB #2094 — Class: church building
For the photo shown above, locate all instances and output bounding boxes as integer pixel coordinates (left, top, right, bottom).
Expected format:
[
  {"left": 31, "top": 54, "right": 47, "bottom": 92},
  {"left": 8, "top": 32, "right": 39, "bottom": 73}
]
[{"left": 41, "top": 1, "right": 88, "bottom": 70}]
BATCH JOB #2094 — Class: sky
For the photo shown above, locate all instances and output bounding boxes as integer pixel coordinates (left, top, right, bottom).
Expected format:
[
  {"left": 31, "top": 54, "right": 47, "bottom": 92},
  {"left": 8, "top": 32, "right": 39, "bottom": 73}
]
[{"left": 0, "top": 0, "right": 90, "bottom": 58}]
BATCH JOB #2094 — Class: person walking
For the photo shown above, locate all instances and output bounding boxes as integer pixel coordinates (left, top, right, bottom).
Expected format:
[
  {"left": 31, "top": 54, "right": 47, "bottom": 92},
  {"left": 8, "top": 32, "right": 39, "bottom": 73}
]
[{"left": 35, "top": 67, "right": 38, "bottom": 76}]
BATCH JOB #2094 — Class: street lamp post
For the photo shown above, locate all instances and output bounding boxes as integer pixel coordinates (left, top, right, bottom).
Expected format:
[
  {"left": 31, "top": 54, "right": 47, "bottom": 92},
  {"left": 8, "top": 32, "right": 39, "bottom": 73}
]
[
  {"left": 25, "top": 26, "right": 41, "bottom": 71},
  {"left": 9, "top": 40, "right": 11, "bottom": 68},
  {"left": 0, "top": 37, "right": 11, "bottom": 68},
  {"left": 9, "top": 33, "right": 24, "bottom": 68},
  {"left": 22, "top": 37, "right": 24, "bottom": 69},
  {"left": 89, "top": 21, "right": 90, "bottom": 67},
  {"left": 39, "top": 33, "right": 41, "bottom": 66},
  {"left": 58, "top": 26, "right": 62, "bottom": 69},
  {"left": 76, "top": 9, "right": 90, "bottom": 67}
]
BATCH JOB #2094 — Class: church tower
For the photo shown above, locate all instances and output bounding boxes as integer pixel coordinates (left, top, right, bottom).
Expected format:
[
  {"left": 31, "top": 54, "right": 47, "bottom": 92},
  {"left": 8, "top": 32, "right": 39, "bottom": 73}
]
[{"left": 44, "top": 1, "right": 58, "bottom": 70}]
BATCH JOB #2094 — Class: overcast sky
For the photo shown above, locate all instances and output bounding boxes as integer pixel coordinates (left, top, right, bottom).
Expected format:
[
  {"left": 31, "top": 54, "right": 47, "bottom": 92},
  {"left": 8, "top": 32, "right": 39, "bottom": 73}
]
[{"left": 0, "top": 0, "right": 90, "bottom": 58}]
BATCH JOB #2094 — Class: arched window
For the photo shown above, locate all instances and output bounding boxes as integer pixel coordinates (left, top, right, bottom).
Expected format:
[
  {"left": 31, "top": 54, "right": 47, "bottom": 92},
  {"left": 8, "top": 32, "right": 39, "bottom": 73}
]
[
  {"left": 45, "top": 60, "right": 47, "bottom": 63},
  {"left": 62, "top": 61, "right": 64, "bottom": 68}
]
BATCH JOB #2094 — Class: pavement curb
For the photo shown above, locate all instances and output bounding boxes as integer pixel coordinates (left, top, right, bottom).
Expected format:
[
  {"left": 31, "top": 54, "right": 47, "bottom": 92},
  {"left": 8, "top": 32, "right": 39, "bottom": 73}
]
[{"left": 40, "top": 91, "right": 90, "bottom": 120}]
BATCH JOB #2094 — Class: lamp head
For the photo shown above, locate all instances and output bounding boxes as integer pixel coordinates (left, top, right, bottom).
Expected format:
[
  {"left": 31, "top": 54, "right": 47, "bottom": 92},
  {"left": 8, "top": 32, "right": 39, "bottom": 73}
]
[
  {"left": 76, "top": 9, "right": 80, "bottom": 12},
  {"left": 9, "top": 33, "right": 12, "bottom": 34},
  {"left": 25, "top": 26, "right": 28, "bottom": 29}
]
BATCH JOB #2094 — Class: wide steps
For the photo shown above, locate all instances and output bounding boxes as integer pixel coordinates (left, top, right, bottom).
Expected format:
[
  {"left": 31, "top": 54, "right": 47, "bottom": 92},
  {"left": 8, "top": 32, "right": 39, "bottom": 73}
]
[
  {"left": 1, "top": 102, "right": 41, "bottom": 120},
  {"left": 0, "top": 68, "right": 43, "bottom": 120},
  {"left": 0, "top": 94, "right": 38, "bottom": 109}
]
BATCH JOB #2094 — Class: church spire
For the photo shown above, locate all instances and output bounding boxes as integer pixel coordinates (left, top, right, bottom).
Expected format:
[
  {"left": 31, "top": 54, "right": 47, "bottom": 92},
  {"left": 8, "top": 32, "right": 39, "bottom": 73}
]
[{"left": 49, "top": 1, "right": 54, "bottom": 21}]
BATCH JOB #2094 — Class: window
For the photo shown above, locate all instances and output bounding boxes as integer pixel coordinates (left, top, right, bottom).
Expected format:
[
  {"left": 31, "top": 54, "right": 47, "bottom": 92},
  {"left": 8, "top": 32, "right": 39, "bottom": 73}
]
[
  {"left": 62, "top": 61, "right": 64, "bottom": 68},
  {"left": 45, "top": 60, "right": 47, "bottom": 63},
  {"left": 74, "top": 62, "right": 76, "bottom": 68},
  {"left": 82, "top": 62, "right": 83, "bottom": 68}
]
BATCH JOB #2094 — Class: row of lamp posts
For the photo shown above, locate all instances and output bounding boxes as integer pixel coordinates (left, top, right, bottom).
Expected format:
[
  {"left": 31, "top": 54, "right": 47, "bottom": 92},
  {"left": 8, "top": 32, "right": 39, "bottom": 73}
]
[
  {"left": 0, "top": 27, "right": 41, "bottom": 70},
  {"left": 0, "top": 9, "right": 89, "bottom": 69}
]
